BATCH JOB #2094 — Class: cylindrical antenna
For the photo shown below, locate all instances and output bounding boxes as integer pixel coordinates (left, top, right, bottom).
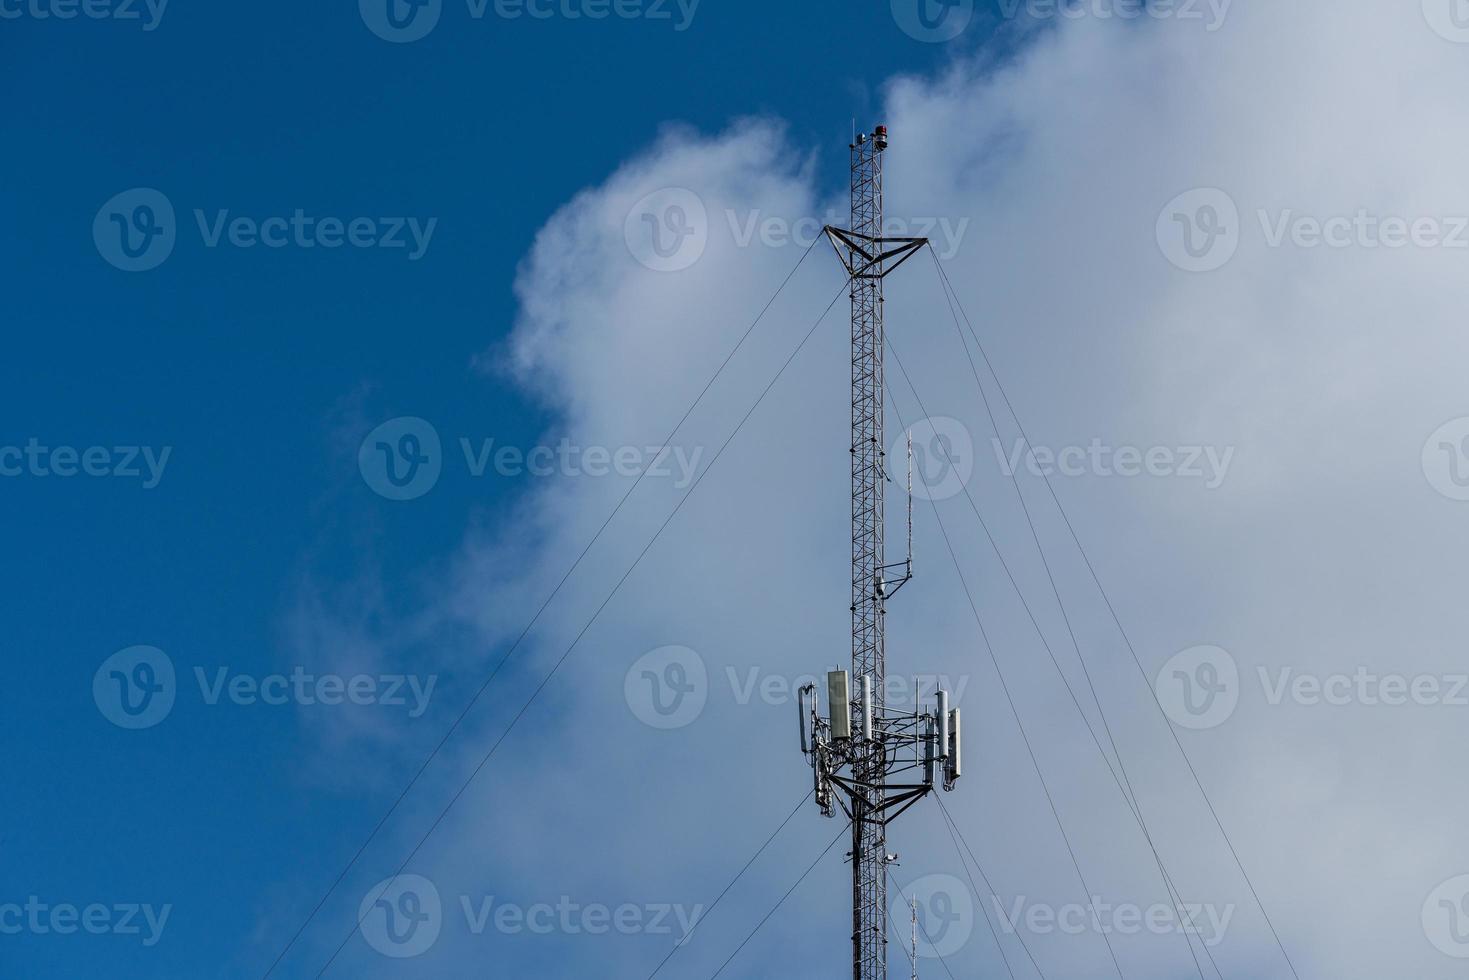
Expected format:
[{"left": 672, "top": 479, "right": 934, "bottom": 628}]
[
  {"left": 923, "top": 711, "right": 936, "bottom": 787},
  {"left": 948, "top": 707, "right": 962, "bottom": 781},
  {"left": 798, "top": 683, "right": 812, "bottom": 754},
  {"left": 862, "top": 674, "right": 875, "bottom": 741},
  {"left": 937, "top": 690, "right": 950, "bottom": 759},
  {"left": 913, "top": 675, "right": 923, "bottom": 768},
  {"left": 907, "top": 429, "right": 914, "bottom": 579}
]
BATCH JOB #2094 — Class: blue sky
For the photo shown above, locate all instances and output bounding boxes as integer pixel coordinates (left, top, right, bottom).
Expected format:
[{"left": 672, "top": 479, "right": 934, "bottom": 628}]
[{"left": 11, "top": 2, "right": 1469, "bottom": 978}]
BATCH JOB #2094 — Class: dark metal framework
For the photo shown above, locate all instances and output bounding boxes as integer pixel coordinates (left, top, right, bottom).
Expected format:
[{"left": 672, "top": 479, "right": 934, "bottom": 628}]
[{"left": 796, "top": 127, "right": 954, "bottom": 980}]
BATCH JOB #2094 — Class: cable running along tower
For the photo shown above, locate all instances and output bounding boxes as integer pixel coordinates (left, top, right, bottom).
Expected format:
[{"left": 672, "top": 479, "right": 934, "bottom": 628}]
[{"left": 796, "top": 125, "right": 961, "bottom": 980}]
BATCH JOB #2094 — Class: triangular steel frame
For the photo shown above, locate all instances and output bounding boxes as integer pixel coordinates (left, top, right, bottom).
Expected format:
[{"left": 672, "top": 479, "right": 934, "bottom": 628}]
[
  {"left": 826, "top": 773, "right": 933, "bottom": 828},
  {"left": 823, "top": 226, "right": 928, "bottom": 281}
]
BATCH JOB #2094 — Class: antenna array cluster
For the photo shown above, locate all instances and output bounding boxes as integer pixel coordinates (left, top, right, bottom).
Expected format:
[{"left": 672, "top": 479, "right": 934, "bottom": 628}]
[{"left": 797, "top": 673, "right": 961, "bottom": 820}]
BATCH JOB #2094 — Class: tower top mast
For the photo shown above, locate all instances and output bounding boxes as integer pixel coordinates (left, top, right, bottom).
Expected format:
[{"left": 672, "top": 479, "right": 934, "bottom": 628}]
[{"left": 795, "top": 124, "right": 960, "bottom": 980}]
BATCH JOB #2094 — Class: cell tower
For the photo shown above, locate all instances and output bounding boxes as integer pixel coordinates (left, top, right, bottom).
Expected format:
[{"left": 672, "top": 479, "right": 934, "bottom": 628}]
[{"left": 796, "top": 125, "right": 961, "bottom": 980}]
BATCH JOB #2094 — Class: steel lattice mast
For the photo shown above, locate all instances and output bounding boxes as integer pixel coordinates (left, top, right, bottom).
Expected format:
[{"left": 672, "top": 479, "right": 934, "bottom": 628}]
[
  {"left": 848, "top": 124, "right": 891, "bottom": 980},
  {"left": 797, "top": 124, "right": 962, "bottom": 980}
]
